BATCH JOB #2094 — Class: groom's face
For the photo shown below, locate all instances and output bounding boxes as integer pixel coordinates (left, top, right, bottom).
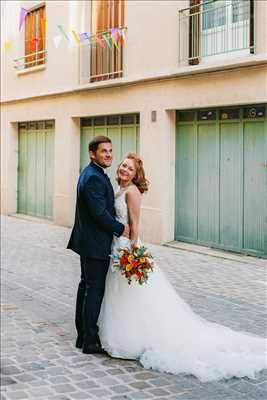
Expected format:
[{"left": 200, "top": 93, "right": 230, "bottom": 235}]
[{"left": 90, "top": 142, "right": 113, "bottom": 168}]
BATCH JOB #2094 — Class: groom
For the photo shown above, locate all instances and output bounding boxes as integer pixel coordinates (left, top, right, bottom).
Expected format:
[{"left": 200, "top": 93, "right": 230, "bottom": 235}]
[{"left": 67, "top": 135, "right": 129, "bottom": 354}]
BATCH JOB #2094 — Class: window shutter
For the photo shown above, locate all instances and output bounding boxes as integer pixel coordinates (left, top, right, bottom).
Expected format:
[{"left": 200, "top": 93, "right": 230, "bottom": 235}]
[
  {"left": 24, "top": 6, "right": 45, "bottom": 68},
  {"left": 25, "top": 10, "right": 33, "bottom": 68},
  {"left": 91, "top": 0, "right": 124, "bottom": 82},
  {"left": 37, "top": 6, "right": 45, "bottom": 64}
]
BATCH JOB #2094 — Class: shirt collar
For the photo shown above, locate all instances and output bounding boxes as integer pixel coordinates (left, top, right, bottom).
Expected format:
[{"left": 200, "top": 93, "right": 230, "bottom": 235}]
[{"left": 90, "top": 161, "right": 107, "bottom": 174}]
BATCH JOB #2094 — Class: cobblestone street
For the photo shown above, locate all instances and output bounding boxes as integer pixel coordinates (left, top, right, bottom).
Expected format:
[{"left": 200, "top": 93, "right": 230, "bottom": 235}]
[{"left": 1, "top": 215, "right": 266, "bottom": 400}]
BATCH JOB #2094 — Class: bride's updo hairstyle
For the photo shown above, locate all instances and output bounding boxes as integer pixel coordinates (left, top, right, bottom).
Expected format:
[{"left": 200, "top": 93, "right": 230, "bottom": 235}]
[{"left": 117, "top": 153, "right": 149, "bottom": 194}]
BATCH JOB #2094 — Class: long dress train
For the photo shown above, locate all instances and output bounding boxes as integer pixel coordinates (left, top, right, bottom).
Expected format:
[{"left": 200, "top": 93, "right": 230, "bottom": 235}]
[{"left": 99, "top": 187, "right": 266, "bottom": 382}]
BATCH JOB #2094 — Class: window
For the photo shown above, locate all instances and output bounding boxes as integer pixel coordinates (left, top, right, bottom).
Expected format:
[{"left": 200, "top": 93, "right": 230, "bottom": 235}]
[
  {"left": 24, "top": 5, "right": 46, "bottom": 68},
  {"left": 202, "top": 0, "right": 226, "bottom": 30},
  {"left": 182, "top": 0, "right": 254, "bottom": 65},
  {"left": 197, "top": 109, "right": 216, "bottom": 121},
  {"left": 90, "top": 0, "right": 125, "bottom": 82},
  {"left": 232, "top": 0, "right": 249, "bottom": 23}
]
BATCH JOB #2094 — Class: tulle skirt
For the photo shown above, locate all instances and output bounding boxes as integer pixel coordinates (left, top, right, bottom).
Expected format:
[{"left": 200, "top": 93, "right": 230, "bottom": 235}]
[{"left": 99, "top": 237, "right": 266, "bottom": 382}]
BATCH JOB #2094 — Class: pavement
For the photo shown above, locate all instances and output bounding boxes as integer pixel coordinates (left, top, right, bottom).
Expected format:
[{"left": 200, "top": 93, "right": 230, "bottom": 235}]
[{"left": 0, "top": 215, "right": 266, "bottom": 400}]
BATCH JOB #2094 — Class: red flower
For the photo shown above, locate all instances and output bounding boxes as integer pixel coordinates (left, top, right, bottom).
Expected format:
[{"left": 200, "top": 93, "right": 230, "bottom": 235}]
[
  {"left": 120, "top": 256, "right": 128, "bottom": 265},
  {"left": 131, "top": 260, "right": 139, "bottom": 268}
]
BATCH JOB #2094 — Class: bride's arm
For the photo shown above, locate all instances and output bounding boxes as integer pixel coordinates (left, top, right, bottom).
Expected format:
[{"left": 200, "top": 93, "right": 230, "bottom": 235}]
[{"left": 125, "top": 185, "right": 142, "bottom": 245}]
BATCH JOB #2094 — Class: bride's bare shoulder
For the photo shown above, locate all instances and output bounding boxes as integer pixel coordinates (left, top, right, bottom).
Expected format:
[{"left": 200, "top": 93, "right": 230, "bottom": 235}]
[{"left": 126, "top": 184, "right": 141, "bottom": 200}]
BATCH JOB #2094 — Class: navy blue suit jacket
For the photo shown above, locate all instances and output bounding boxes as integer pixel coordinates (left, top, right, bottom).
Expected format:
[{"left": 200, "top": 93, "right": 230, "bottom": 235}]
[{"left": 67, "top": 162, "right": 124, "bottom": 259}]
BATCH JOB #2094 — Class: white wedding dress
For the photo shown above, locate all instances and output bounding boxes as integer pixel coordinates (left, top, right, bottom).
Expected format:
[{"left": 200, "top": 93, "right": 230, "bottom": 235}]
[{"left": 99, "top": 187, "right": 266, "bottom": 382}]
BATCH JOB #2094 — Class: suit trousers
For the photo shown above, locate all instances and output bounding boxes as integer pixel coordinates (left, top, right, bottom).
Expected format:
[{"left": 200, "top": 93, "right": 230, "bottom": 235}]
[{"left": 75, "top": 256, "right": 110, "bottom": 345}]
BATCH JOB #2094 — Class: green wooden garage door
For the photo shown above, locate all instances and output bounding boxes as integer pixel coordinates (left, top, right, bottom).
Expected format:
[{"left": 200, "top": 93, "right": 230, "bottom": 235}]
[
  {"left": 18, "top": 120, "right": 54, "bottom": 219},
  {"left": 80, "top": 114, "right": 139, "bottom": 186},
  {"left": 176, "top": 105, "right": 267, "bottom": 257}
]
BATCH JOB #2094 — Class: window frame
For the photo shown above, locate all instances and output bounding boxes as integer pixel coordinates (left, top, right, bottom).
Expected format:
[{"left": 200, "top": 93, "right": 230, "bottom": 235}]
[{"left": 24, "top": 2, "right": 46, "bottom": 69}]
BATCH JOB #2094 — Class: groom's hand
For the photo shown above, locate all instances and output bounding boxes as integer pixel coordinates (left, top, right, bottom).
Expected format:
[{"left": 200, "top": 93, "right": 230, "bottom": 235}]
[{"left": 122, "top": 224, "right": 130, "bottom": 238}]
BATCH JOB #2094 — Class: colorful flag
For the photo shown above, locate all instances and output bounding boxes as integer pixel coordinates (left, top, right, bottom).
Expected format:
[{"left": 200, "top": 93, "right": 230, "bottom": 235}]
[
  {"left": 19, "top": 7, "right": 28, "bottom": 31},
  {"left": 4, "top": 41, "right": 12, "bottom": 51},
  {"left": 78, "top": 32, "right": 90, "bottom": 43},
  {"left": 116, "top": 29, "right": 123, "bottom": 46},
  {"left": 71, "top": 30, "right": 80, "bottom": 45},
  {"left": 102, "top": 33, "right": 112, "bottom": 49},
  {"left": 95, "top": 35, "right": 104, "bottom": 48},
  {"left": 120, "top": 27, "right": 127, "bottom": 40},
  {"left": 57, "top": 25, "right": 69, "bottom": 41},
  {"left": 110, "top": 28, "right": 119, "bottom": 49},
  {"left": 53, "top": 35, "right": 62, "bottom": 48}
]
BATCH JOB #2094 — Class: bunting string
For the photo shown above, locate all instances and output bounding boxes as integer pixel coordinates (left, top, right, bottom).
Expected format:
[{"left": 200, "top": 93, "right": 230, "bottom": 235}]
[{"left": 4, "top": 7, "right": 127, "bottom": 53}]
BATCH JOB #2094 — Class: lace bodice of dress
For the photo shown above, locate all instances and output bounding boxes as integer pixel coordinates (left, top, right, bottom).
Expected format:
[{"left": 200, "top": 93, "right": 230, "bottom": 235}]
[{"left": 115, "top": 187, "right": 129, "bottom": 225}]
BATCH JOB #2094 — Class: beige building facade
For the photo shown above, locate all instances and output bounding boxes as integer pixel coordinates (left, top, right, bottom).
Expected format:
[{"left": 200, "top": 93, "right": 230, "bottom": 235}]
[{"left": 1, "top": 1, "right": 267, "bottom": 255}]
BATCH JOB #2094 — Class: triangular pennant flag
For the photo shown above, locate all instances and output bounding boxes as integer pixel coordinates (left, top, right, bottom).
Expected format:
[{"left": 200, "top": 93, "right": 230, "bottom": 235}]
[
  {"left": 102, "top": 33, "right": 112, "bottom": 49},
  {"left": 110, "top": 28, "right": 119, "bottom": 49},
  {"left": 4, "top": 41, "right": 12, "bottom": 51},
  {"left": 53, "top": 35, "right": 62, "bottom": 48},
  {"left": 57, "top": 25, "right": 69, "bottom": 41},
  {"left": 79, "top": 32, "right": 89, "bottom": 43},
  {"left": 116, "top": 29, "right": 123, "bottom": 46},
  {"left": 19, "top": 7, "right": 28, "bottom": 31},
  {"left": 95, "top": 35, "right": 104, "bottom": 48},
  {"left": 71, "top": 30, "right": 80, "bottom": 45},
  {"left": 120, "top": 28, "right": 126, "bottom": 40}
]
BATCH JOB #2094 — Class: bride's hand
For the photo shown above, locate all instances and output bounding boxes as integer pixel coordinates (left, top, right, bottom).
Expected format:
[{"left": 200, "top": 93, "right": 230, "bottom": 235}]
[
  {"left": 131, "top": 240, "right": 139, "bottom": 250},
  {"left": 122, "top": 224, "right": 130, "bottom": 238}
]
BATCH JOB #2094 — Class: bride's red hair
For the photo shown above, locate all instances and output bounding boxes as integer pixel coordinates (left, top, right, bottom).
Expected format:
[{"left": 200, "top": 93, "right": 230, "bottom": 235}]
[{"left": 117, "top": 153, "right": 149, "bottom": 194}]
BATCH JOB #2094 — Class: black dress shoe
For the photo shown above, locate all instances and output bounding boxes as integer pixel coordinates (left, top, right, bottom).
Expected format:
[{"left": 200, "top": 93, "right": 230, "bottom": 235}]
[
  {"left": 82, "top": 342, "right": 106, "bottom": 354},
  {"left": 75, "top": 336, "right": 83, "bottom": 349}
]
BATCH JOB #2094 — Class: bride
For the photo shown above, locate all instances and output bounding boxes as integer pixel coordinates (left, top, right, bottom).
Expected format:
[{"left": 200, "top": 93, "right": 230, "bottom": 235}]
[{"left": 98, "top": 153, "right": 266, "bottom": 382}]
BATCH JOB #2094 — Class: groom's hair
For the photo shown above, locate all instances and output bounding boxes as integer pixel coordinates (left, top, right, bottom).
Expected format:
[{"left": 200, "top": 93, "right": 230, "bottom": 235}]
[{"left": 88, "top": 135, "right": 112, "bottom": 153}]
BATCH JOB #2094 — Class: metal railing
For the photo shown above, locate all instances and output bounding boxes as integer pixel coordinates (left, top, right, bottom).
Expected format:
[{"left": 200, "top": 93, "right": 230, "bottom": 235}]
[
  {"left": 14, "top": 49, "right": 47, "bottom": 70},
  {"left": 79, "top": 28, "right": 124, "bottom": 84},
  {"left": 178, "top": 0, "right": 253, "bottom": 64}
]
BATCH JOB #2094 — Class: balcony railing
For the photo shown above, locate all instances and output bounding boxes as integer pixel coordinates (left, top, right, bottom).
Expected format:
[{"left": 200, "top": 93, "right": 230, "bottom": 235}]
[
  {"left": 79, "top": 28, "right": 124, "bottom": 84},
  {"left": 14, "top": 49, "right": 47, "bottom": 71},
  {"left": 178, "top": 0, "right": 254, "bottom": 64}
]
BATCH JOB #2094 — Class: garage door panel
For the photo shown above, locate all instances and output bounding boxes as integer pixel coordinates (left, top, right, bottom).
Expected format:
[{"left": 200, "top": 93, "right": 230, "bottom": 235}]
[
  {"left": 136, "top": 126, "right": 140, "bottom": 154},
  {"left": 80, "top": 127, "right": 94, "bottom": 172},
  {"left": 36, "top": 130, "right": 46, "bottom": 217},
  {"left": 18, "top": 128, "right": 28, "bottom": 214},
  {"left": 220, "top": 122, "right": 242, "bottom": 248},
  {"left": 45, "top": 128, "right": 54, "bottom": 219},
  {"left": 27, "top": 126, "right": 37, "bottom": 216},
  {"left": 243, "top": 121, "right": 265, "bottom": 253},
  {"left": 80, "top": 115, "right": 139, "bottom": 189},
  {"left": 107, "top": 127, "right": 122, "bottom": 184},
  {"left": 197, "top": 124, "right": 218, "bottom": 244},
  {"left": 94, "top": 126, "right": 108, "bottom": 137},
  {"left": 176, "top": 124, "right": 196, "bottom": 240},
  {"left": 18, "top": 121, "right": 54, "bottom": 220},
  {"left": 176, "top": 107, "right": 266, "bottom": 256},
  {"left": 121, "top": 126, "right": 138, "bottom": 157}
]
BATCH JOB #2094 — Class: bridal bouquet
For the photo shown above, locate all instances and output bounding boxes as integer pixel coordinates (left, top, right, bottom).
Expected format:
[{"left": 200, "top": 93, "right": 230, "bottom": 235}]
[{"left": 112, "top": 245, "right": 154, "bottom": 285}]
